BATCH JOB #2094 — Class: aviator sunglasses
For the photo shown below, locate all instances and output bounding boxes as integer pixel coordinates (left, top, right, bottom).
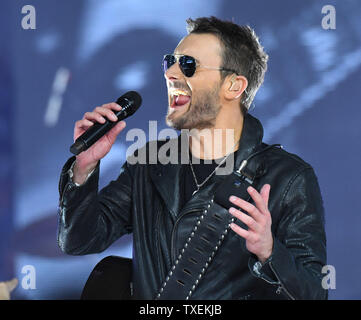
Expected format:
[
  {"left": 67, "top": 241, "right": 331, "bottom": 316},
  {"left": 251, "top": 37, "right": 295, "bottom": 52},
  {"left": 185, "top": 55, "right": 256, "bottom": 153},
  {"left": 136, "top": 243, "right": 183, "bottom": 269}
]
[{"left": 162, "top": 54, "right": 238, "bottom": 77}]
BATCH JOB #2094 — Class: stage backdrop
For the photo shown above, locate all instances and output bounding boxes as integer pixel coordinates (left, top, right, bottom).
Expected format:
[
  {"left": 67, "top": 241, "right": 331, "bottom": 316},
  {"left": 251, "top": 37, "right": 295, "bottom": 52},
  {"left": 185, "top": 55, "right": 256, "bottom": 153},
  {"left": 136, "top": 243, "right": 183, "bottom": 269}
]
[{"left": 0, "top": 0, "right": 360, "bottom": 299}]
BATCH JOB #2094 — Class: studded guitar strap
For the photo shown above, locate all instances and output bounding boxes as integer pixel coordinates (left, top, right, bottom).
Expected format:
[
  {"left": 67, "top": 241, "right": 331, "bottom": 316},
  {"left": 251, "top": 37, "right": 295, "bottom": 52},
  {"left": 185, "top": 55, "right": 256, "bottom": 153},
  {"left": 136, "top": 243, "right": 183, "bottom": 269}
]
[{"left": 155, "top": 144, "right": 280, "bottom": 300}]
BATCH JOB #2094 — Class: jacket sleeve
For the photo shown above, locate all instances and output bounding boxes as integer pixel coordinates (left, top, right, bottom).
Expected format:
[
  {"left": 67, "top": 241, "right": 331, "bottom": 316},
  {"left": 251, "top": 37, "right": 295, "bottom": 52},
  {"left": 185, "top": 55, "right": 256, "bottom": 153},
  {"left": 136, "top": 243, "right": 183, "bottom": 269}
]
[
  {"left": 249, "top": 166, "right": 328, "bottom": 300},
  {"left": 57, "top": 156, "right": 133, "bottom": 255}
]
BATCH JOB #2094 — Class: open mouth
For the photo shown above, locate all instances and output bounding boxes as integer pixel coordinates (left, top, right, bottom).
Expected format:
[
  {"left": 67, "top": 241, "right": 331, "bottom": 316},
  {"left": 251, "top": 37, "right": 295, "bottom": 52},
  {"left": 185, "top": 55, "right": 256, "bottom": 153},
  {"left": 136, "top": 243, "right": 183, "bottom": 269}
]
[{"left": 169, "top": 89, "right": 191, "bottom": 108}]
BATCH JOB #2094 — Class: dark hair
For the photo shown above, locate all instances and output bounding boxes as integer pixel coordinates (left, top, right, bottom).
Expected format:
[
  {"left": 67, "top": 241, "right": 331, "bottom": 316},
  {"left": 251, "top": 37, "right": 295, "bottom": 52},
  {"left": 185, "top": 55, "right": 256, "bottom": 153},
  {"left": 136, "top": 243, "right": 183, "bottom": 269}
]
[{"left": 186, "top": 16, "right": 268, "bottom": 114}]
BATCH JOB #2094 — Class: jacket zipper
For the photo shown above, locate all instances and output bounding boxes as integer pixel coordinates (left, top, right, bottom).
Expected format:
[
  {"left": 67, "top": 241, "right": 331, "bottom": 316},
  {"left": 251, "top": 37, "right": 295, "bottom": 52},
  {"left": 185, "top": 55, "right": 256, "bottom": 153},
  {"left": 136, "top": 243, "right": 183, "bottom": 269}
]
[{"left": 269, "top": 262, "right": 296, "bottom": 300}]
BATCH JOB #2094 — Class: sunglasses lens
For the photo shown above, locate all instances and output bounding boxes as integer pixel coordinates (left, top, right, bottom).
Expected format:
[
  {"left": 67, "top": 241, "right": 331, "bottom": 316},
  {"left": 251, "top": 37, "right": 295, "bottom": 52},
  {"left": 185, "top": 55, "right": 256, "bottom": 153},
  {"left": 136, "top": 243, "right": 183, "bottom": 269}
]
[
  {"left": 163, "top": 55, "right": 176, "bottom": 73},
  {"left": 179, "top": 55, "right": 196, "bottom": 77},
  {"left": 163, "top": 55, "right": 196, "bottom": 77}
]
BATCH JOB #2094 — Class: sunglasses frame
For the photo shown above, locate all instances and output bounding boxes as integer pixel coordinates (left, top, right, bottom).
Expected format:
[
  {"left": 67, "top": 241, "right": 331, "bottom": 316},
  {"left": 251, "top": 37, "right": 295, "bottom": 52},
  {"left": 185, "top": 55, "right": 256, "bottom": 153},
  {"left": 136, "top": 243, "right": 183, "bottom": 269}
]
[{"left": 163, "top": 54, "right": 238, "bottom": 77}]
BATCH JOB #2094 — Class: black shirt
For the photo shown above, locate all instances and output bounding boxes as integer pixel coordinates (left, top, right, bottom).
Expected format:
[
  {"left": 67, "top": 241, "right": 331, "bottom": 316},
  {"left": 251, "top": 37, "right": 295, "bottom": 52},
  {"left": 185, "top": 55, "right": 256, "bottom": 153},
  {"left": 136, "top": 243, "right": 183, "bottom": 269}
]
[{"left": 180, "top": 152, "right": 236, "bottom": 208}]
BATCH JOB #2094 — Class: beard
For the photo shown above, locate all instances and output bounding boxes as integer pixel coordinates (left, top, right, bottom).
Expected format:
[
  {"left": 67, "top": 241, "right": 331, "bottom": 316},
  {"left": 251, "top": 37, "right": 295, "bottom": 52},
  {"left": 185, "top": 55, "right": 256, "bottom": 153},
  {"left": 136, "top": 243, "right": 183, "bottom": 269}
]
[{"left": 166, "top": 84, "right": 221, "bottom": 131}]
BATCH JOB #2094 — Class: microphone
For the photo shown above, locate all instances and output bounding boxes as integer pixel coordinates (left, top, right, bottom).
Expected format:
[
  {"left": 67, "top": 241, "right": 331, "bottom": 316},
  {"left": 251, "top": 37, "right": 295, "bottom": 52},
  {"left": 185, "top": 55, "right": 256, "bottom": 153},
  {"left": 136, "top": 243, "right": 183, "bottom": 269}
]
[{"left": 70, "top": 91, "right": 142, "bottom": 155}]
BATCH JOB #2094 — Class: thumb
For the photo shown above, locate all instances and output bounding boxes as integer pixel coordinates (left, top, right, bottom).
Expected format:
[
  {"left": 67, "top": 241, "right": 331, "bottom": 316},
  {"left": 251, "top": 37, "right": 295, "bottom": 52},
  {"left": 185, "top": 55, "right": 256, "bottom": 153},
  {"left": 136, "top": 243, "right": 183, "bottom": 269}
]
[
  {"left": 107, "top": 121, "right": 126, "bottom": 144},
  {"left": 6, "top": 278, "right": 18, "bottom": 292}
]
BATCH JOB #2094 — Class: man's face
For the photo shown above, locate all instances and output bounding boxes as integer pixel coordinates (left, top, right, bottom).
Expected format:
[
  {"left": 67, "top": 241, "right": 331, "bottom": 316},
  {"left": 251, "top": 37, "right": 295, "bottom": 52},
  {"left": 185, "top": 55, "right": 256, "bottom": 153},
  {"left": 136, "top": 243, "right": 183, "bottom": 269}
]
[{"left": 164, "top": 33, "right": 224, "bottom": 130}]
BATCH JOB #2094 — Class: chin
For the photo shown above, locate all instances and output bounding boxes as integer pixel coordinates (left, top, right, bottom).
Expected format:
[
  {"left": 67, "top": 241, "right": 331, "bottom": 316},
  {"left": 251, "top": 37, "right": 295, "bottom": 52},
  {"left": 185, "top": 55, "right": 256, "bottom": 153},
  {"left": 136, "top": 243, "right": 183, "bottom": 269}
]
[
  {"left": 166, "top": 115, "right": 182, "bottom": 130},
  {"left": 166, "top": 104, "right": 190, "bottom": 129}
]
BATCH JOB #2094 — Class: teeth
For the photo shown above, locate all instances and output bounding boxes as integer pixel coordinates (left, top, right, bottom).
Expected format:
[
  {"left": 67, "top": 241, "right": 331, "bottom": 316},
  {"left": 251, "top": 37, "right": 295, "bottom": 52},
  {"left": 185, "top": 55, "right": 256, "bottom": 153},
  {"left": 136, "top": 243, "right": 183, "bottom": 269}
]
[
  {"left": 170, "top": 94, "right": 178, "bottom": 106},
  {"left": 170, "top": 89, "right": 189, "bottom": 97},
  {"left": 169, "top": 88, "right": 190, "bottom": 107}
]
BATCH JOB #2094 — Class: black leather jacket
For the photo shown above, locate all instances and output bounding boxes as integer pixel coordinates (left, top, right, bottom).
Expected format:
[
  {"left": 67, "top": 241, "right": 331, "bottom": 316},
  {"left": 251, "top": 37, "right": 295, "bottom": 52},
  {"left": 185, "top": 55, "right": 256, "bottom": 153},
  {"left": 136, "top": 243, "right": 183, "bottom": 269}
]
[{"left": 58, "top": 114, "right": 327, "bottom": 300}]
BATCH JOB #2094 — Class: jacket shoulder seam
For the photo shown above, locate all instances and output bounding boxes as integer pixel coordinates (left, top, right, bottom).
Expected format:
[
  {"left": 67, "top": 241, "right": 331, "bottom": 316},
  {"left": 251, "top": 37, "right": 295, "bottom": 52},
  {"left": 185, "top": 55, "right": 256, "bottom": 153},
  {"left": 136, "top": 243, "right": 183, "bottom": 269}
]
[{"left": 279, "top": 166, "right": 314, "bottom": 209}]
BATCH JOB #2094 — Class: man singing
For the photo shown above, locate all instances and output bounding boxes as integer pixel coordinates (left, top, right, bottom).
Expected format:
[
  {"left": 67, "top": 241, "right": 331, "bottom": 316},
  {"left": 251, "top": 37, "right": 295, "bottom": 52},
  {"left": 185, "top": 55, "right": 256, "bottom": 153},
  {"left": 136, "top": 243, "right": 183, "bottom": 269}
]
[{"left": 58, "top": 16, "right": 327, "bottom": 300}]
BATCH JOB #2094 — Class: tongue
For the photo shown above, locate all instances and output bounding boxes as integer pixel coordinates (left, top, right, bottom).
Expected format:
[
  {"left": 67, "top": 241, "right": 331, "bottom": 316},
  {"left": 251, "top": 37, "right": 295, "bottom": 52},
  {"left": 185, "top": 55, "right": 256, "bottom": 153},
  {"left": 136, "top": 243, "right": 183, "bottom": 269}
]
[{"left": 175, "top": 95, "right": 190, "bottom": 106}]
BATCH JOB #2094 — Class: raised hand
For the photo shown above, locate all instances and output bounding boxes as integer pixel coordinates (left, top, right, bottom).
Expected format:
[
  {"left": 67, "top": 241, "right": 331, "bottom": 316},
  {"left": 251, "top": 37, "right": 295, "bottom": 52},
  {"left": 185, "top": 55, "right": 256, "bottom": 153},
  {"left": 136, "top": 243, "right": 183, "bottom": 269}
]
[
  {"left": 228, "top": 184, "right": 273, "bottom": 263},
  {"left": 72, "top": 103, "right": 126, "bottom": 184}
]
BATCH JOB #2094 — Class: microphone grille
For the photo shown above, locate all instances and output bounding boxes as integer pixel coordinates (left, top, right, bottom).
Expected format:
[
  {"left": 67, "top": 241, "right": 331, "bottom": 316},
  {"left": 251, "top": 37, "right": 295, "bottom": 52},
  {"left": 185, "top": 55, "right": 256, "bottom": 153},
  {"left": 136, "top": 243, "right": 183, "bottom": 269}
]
[{"left": 119, "top": 91, "right": 142, "bottom": 109}]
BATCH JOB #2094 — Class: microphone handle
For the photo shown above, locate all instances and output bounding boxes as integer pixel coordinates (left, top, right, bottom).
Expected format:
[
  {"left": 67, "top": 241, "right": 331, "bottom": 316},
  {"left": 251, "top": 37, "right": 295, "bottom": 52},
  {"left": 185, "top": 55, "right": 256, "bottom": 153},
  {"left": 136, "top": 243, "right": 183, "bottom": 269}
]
[{"left": 70, "top": 103, "right": 131, "bottom": 156}]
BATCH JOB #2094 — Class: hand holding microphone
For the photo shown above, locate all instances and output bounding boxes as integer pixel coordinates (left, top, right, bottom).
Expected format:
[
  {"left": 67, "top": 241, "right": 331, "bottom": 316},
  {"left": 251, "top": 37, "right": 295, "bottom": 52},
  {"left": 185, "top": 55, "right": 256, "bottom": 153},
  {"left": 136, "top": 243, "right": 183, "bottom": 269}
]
[{"left": 70, "top": 91, "right": 142, "bottom": 184}]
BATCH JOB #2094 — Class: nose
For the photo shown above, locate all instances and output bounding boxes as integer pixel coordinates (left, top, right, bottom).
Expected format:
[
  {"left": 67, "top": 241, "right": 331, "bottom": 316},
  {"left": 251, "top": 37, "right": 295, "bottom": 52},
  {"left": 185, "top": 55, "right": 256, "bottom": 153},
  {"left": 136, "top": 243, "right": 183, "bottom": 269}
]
[{"left": 164, "top": 59, "right": 183, "bottom": 81}]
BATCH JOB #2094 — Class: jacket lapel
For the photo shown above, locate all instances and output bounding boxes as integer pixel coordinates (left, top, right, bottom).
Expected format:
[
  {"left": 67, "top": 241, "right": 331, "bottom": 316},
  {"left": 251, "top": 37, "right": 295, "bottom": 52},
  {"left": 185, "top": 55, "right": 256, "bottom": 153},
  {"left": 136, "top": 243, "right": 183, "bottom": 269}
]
[{"left": 148, "top": 138, "right": 184, "bottom": 217}]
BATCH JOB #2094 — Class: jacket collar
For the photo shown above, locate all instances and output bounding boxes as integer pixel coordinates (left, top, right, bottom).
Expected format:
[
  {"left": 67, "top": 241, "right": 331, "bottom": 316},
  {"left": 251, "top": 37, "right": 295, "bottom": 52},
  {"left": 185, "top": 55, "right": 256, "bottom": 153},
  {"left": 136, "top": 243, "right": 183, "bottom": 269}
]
[
  {"left": 149, "top": 113, "right": 264, "bottom": 217},
  {"left": 234, "top": 113, "right": 264, "bottom": 170}
]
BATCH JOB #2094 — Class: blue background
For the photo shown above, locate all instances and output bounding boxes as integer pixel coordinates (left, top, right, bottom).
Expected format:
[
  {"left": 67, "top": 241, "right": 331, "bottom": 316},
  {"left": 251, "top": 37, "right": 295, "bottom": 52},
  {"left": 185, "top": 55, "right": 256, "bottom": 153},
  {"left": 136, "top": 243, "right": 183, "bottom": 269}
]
[{"left": 0, "top": 0, "right": 360, "bottom": 299}]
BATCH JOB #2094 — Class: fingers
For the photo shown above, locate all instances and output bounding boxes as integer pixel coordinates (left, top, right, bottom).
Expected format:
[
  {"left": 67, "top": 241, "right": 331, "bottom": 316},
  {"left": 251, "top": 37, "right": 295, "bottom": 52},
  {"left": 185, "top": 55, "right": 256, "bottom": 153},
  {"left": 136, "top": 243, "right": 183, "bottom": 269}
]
[
  {"left": 75, "top": 118, "right": 94, "bottom": 132},
  {"left": 247, "top": 186, "right": 270, "bottom": 215},
  {"left": 230, "top": 222, "right": 249, "bottom": 240},
  {"left": 229, "top": 195, "right": 262, "bottom": 222},
  {"left": 229, "top": 184, "right": 271, "bottom": 219},
  {"left": 229, "top": 207, "right": 260, "bottom": 232},
  {"left": 260, "top": 184, "right": 271, "bottom": 207},
  {"left": 229, "top": 222, "right": 261, "bottom": 243},
  {"left": 83, "top": 103, "right": 122, "bottom": 124},
  {"left": 74, "top": 103, "right": 123, "bottom": 139},
  {"left": 228, "top": 185, "right": 273, "bottom": 262},
  {"left": 228, "top": 184, "right": 272, "bottom": 234}
]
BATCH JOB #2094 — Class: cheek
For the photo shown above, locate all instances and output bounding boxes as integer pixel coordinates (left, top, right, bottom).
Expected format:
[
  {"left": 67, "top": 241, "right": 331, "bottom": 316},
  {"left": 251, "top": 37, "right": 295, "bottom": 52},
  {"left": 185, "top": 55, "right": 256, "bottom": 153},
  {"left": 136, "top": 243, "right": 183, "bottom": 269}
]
[{"left": 187, "top": 73, "right": 221, "bottom": 94}]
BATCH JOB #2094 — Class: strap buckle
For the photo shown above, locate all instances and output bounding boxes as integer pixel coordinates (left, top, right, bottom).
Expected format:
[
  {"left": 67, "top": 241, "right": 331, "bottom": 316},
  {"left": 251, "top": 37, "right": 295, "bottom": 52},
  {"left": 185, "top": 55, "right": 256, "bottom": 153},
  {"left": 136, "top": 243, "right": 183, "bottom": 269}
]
[{"left": 235, "top": 160, "right": 254, "bottom": 185}]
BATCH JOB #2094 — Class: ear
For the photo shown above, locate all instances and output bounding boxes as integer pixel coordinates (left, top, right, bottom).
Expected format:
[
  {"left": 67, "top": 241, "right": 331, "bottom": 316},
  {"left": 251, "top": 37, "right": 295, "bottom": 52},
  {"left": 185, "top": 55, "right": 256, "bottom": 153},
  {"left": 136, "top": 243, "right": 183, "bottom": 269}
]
[{"left": 223, "top": 74, "right": 248, "bottom": 101}]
